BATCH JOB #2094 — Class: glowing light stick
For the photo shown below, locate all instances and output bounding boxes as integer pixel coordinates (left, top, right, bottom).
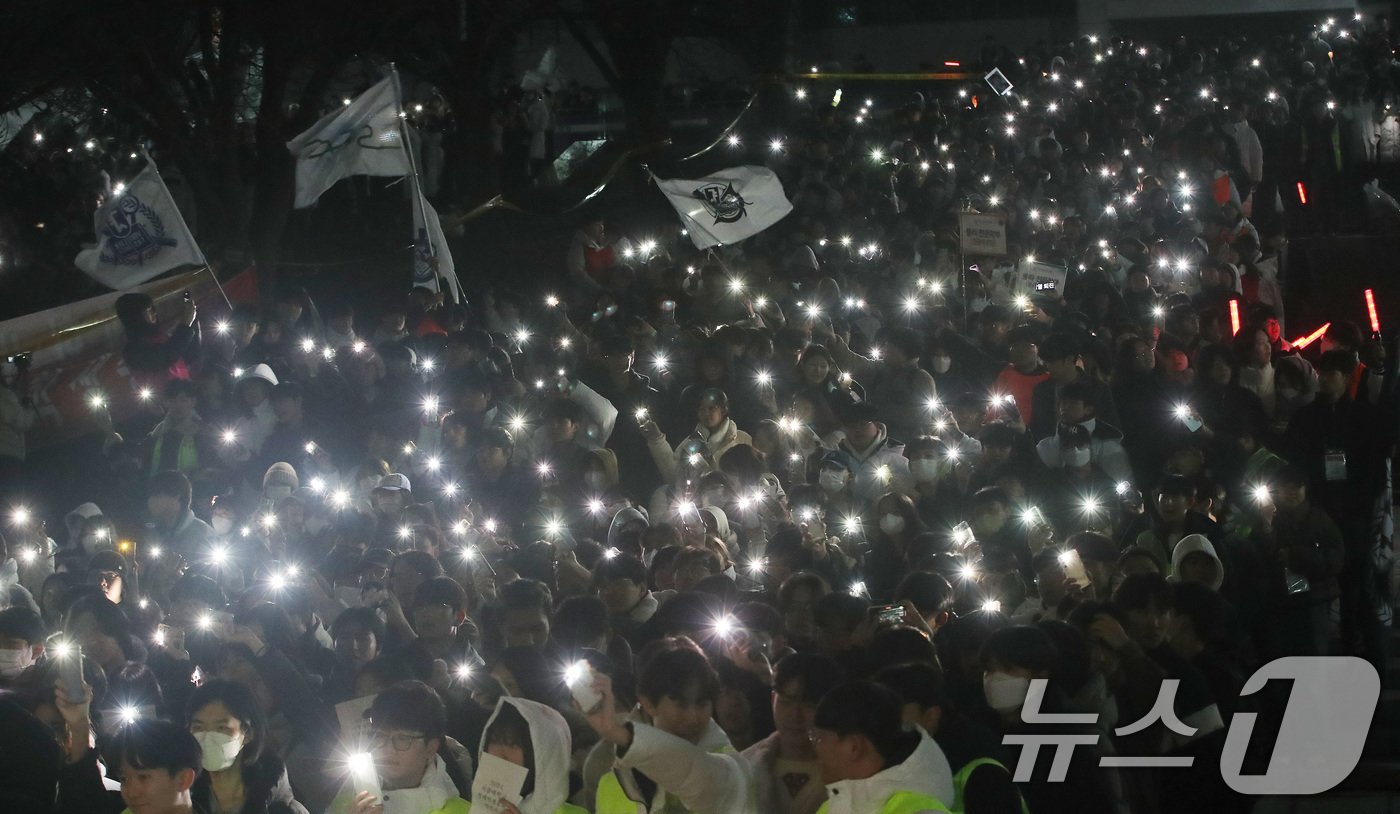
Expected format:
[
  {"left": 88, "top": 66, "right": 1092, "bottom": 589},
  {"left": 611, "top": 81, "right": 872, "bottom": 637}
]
[{"left": 1290, "top": 322, "right": 1331, "bottom": 350}]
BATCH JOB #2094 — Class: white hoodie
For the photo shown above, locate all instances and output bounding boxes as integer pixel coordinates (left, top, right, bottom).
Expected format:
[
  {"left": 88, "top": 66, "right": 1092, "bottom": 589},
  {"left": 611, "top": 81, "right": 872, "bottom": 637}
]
[
  {"left": 478, "top": 697, "right": 572, "bottom": 814},
  {"left": 820, "top": 731, "right": 954, "bottom": 814},
  {"left": 1170, "top": 533, "right": 1225, "bottom": 591}
]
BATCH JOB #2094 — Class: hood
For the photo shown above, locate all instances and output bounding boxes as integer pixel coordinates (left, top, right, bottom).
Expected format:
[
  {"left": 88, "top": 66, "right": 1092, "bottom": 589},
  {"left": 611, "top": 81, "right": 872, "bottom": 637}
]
[
  {"left": 585, "top": 447, "right": 620, "bottom": 489},
  {"left": 1170, "top": 533, "right": 1224, "bottom": 591},
  {"left": 478, "top": 697, "right": 571, "bottom": 814},
  {"left": 262, "top": 462, "right": 299, "bottom": 491},
  {"left": 236, "top": 363, "right": 279, "bottom": 388},
  {"left": 607, "top": 506, "right": 649, "bottom": 549},
  {"left": 65, "top": 503, "right": 104, "bottom": 539},
  {"left": 699, "top": 506, "right": 734, "bottom": 543},
  {"left": 823, "top": 731, "right": 953, "bottom": 814},
  {"left": 838, "top": 423, "right": 900, "bottom": 464}
]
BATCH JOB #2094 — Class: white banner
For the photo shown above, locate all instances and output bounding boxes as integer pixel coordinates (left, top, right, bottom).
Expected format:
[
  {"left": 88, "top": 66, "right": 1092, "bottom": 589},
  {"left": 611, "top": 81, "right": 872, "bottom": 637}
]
[
  {"left": 1010, "top": 259, "right": 1068, "bottom": 295},
  {"left": 0, "top": 103, "right": 42, "bottom": 152},
  {"left": 958, "top": 211, "right": 1008, "bottom": 256},
  {"left": 74, "top": 159, "right": 206, "bottom": 290},
  {"left": 655, "top": 166, "right": 793, "bottom": 249},
  {"left": 287, "top": 78, "right": 409, "bottom": 208}
]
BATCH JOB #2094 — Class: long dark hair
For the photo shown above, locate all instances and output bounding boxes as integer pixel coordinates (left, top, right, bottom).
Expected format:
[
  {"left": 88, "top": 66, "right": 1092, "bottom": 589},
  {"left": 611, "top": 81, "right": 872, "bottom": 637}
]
[{"left": 186, "top": 679, "right": 267, "bottom": 765}]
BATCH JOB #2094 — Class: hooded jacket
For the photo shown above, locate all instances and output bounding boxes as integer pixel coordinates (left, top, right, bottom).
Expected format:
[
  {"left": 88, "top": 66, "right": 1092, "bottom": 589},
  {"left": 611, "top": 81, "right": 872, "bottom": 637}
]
[
  {"left": 649, "top": 418, "right": 752, "bottom": 484},
  {"left": 832, "top": 424, "right": 914, "bottom": 507},
  {"left": 64, "top": 502, "right": 104, "bottom": 545},
  {"left": 597, "top": 717, "right": 756, "bottom": 814},
  {"left": 819, "top": 731, "right": 954, "bottom": 814},
  {"left": 223, "top": 364, "right": 281, "bottom": 463},
  {"left": 1170, "top": 534, "right": 1225, "bottom": 591},
  {"left": 474, "top": 698, "right": 585, "bottom": 814},
  {"left": 328, "top": 753, "right": 464, "bottom": 814}
]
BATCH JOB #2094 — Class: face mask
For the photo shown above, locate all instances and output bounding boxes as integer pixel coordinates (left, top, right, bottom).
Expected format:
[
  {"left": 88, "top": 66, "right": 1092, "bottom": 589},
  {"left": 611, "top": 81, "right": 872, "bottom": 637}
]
[
  {"left": 819, "top": 471, "right": 848, "bottom": 493},
  {"left": 0, "top": 647, "right": 33, "bottom": 677},
  {"left": 194, "top": 730, "right": 244, "bottom": 772},
  {"left": 880, "top": 514, "right": 906, "bottom": 534},
  {"left": 334, "top": 585, "right": 363, "bottom": 607},
  {"left": 1062, "top": 447, "right": 1092, "bottom": 468},
  {"left": 983, "top": 671, "right": 1032, "bottom": 713},
  {"left": 911, "top": 459, "right": 942, "bottom": 483},
  {"left": 212, "top": 516, "right": 234, "bottom": 535},
  {"left": 266, "top": 485, "right": 293, "bottom": 501},
  {"left": 584, "top": 472, "right": 609, "bottom": 491},
  {"left": 931, "top": 356, "right": 952, "bottom": 374}
]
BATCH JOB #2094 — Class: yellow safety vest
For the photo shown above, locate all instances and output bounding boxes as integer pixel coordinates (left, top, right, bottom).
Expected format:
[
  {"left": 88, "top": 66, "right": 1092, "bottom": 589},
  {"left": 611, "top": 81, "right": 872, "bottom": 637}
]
[
  {"left": 464, "top": 801, "right": 585, "bottom": 814},
  {"left": 950, "top": 757, "right": 1028, "bottom": 814},
  {"left": 594, "top": 743, "right": 737, "bottom": 814},
  {"left": 816, "top": 789, "right": 950, "bottom": 814}
]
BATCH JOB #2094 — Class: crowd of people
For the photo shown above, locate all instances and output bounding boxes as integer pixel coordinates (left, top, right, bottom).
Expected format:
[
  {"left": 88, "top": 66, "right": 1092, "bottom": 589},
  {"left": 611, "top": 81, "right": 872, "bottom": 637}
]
[{"left": 0, "top": 14, "right": 1397, "bottom": 814}]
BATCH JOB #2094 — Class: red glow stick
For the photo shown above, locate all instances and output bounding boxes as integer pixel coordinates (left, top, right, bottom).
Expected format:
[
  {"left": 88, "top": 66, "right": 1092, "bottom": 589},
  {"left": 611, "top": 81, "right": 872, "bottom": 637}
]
[
  {"left": 1290, "top": 322, "right": 1331, "bottom": 350},
  {"left": 1228, "top": 299, "right": 1241, "bottom": 336},
  {"left": 1365, "top": 289, "right": 1380, "bottom": 335},
  {"left": 1296, "top": 182, "right": 1308, "bottom": 204}
]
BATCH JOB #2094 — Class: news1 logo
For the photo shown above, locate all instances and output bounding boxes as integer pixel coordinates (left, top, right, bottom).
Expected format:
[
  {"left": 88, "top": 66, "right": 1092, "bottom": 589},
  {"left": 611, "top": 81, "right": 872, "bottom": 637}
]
[{"left": 1004, "top": 657, "right": 1380, "bottom": 795}]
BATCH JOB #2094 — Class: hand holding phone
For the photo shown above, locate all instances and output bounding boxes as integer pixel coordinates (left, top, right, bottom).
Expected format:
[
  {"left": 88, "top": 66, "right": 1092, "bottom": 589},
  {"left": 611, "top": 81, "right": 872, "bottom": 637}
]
[{"left": 565, "top": 661, "right": 603, "bottom": 713}]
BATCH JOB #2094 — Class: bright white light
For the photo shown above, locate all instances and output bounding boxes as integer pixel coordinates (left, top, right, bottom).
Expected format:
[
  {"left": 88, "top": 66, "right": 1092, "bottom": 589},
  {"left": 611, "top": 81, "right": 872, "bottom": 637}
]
[
  {"left": 514, "top": 328, "right": 531, "bottom": 345},
  {"left": 88, "top": 393, "right": 106, "bottom": 410},
  {"left": 221, "top": 429, "right": 238, "bottom": 445},
  {"left": 795, "top": 88, "right": 807, "bottom": 100},
  {"left": 726, "top": 134, "right": 741, "bottom": 147},
  {"left": 20, "top": 548, "right": 36, "bottom": 564},
  {"left": 587, "top": 499, "right": 604, "bottom": 515},
  {"left": 536, "top": 462, "right": 552, "bottom": 477},
  {"left": 769, "top": 138, "right": 784, "bottom": 153},
  {"left": 1116, "top": 481, "right": 1131, "bottom": 496},
  {"left": 713, "top": 614, "right": 737, "bottom": 638},
  {"left": 425, "top": 456, "right": 441, "bottom": 472},
  {"left": 849, "top": 581, "right": 868, "bottom": 597},
  {"left": 870, "top": 148, "right": 885, "bottom": 162},
  {"left": 210, "top": 547, "right": 229, "bottom": 565},
  {"left": 982, "top": 600, "right": 1003, "bottom": 613},
  {"left": 1252, "top": 484, "right": 1271, "bottom": 503}
]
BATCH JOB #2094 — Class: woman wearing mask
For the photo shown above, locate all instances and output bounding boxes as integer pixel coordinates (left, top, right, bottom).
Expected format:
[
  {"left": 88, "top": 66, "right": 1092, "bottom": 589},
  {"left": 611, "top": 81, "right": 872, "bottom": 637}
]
[
  {"left": 863, "top": 493, "right": 930, "bottom": 602},
  {"left": 188, "top": 679, "right": 307, "bottom": 814},
  {"left": 980, "top": 625, "right": 1115, "bottom": 814}
]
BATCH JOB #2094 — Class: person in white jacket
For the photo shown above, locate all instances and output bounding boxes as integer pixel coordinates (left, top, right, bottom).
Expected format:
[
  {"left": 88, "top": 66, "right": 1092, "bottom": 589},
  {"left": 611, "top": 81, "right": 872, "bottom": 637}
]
[
  {"left": 475, "top": 696, "right": 583, "bottom": 814},
  {"left": 581, "top": 636, "right": 757, "bottom": 814},
  {"left": 809, "top": 681, "right": 955, "bottom": 814},
  {"left": 220, "top": 364, "right": 279, "bottom": 465}
]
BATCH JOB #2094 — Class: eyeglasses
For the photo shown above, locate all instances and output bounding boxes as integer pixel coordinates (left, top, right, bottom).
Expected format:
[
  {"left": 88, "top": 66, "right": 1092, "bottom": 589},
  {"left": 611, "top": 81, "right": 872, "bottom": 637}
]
[{"left": 368, "top": 729, "right": 426, "bottom": 751}]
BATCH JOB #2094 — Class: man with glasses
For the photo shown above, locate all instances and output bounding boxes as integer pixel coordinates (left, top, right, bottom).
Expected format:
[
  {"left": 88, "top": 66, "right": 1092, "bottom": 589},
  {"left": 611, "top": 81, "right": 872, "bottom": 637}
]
[{"left": 332, "top": 680, "right": 467, "bottom": 814}]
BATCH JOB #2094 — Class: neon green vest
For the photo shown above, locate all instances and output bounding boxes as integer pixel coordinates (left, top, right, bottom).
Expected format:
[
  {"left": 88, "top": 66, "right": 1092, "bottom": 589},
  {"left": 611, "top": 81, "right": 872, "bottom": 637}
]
[
  {"left": 950, "top": 757, "right": 1028, "bottom": 814},
  {"left": 816, "top": 789, "right": 950, "bottom": 814}
]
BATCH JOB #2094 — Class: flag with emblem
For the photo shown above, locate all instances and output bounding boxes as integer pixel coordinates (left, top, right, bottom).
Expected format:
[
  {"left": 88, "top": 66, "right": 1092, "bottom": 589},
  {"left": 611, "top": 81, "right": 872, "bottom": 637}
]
[
  {"left": 287, "top": 77, "right": 410, "bottom": 208},
  {"left": 654, "top": 165, "right": 793, "bottom": 249},
  {"left": 411, "top": 195, "right": 462, "bottom": 303},
  {"left": 74, "top": 158, "right": 207, "bottom": 289}
]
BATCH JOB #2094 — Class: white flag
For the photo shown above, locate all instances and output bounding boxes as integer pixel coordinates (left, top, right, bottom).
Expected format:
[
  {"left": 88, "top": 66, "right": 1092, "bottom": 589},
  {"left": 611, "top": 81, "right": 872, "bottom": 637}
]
[
  {"left": 0, "top": 103, "right": 42, "bottom": 152},
  {"left": 75, "top": 159, "right": 206, "bottom": 289},
  {"left": 655, "top": 166, "right": 793, "bottom": 249},
  {"left": 287, "top": 78, "right": 409, "bottom": 208},
  {"left": 411, "top": 196, "right": 462, "bottom": 303}
]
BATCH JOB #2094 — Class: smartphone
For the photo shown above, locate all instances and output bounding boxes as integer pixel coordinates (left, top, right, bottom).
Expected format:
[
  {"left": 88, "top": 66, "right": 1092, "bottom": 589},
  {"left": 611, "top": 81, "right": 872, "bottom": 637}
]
[
  {"left": 60, "top": 645, "right": 85, "bottom": 702},
  {"left": 661, "top": 299, "right": 676, "bottom": 313},
  {"left": 952, "top": 521, "right": 976, "bottom": 548},
  {"left": 566, "top": 661, "right": 602, "bottom": 713},
  {"left": 1182, "top": 413, "right": 1203, "bottom": 433},
  {"left": 1059, "top": 549, "right": 1090, "bottom": 588},
  {"left": 349, "top": 752, "right": 383, "bottom": 801},
  {"left": 872, "top": 604, "right": 907, "bottom": 625}
]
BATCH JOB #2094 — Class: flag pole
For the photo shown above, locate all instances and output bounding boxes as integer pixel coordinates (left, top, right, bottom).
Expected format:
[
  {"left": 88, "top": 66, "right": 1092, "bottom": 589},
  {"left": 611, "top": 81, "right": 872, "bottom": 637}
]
[
  {"left": 201, "top": 265, "right": 233, "bottom": 310},
  {"left": 142, "top": 150, "right": 230, "bottom": 310},
  {"left": 389, "top": 64, "right": 463, "bottom": 303}
]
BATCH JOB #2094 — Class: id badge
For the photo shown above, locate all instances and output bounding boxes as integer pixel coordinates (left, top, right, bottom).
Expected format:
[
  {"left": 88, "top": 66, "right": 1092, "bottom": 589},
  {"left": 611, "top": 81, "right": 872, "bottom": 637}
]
[{"left": 1324, "top": 449, "right": 1348, "bottom": 482}]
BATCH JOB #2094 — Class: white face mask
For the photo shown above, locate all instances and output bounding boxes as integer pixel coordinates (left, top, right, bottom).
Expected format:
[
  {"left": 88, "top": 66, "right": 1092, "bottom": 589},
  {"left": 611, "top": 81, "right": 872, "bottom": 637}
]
[
  {"left": 819, "top": 471, "right": 848, "bottom": 493},
  {"left": 931, "top": 356, "right": 953, "bottom": 374},
  {"left": 265, "top": 485, "right": 293, "bottom": 501},
  {"left": 880, "top": 514, "right": 907, "bottom": 534},
  {"left": 983, "top": 671, "right": 1032, "bottom": 713},
  {"left": 911, "top": 458, "right": 944, "bottom": 483},
  {"left": 194, "top": 730, "right": 244, "bottom": 772},
  {"left": 212, "top": 515, "right": 234, "bottom": 535},
  {"left": 584, "top": 472, "right": 609, "bottom": 491},
  {"left": 0, "top": 647, "right": 33, "bottom": 677},
  {"left": 1062, "top": 447, "right": 1092, "bottom": 468}
]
